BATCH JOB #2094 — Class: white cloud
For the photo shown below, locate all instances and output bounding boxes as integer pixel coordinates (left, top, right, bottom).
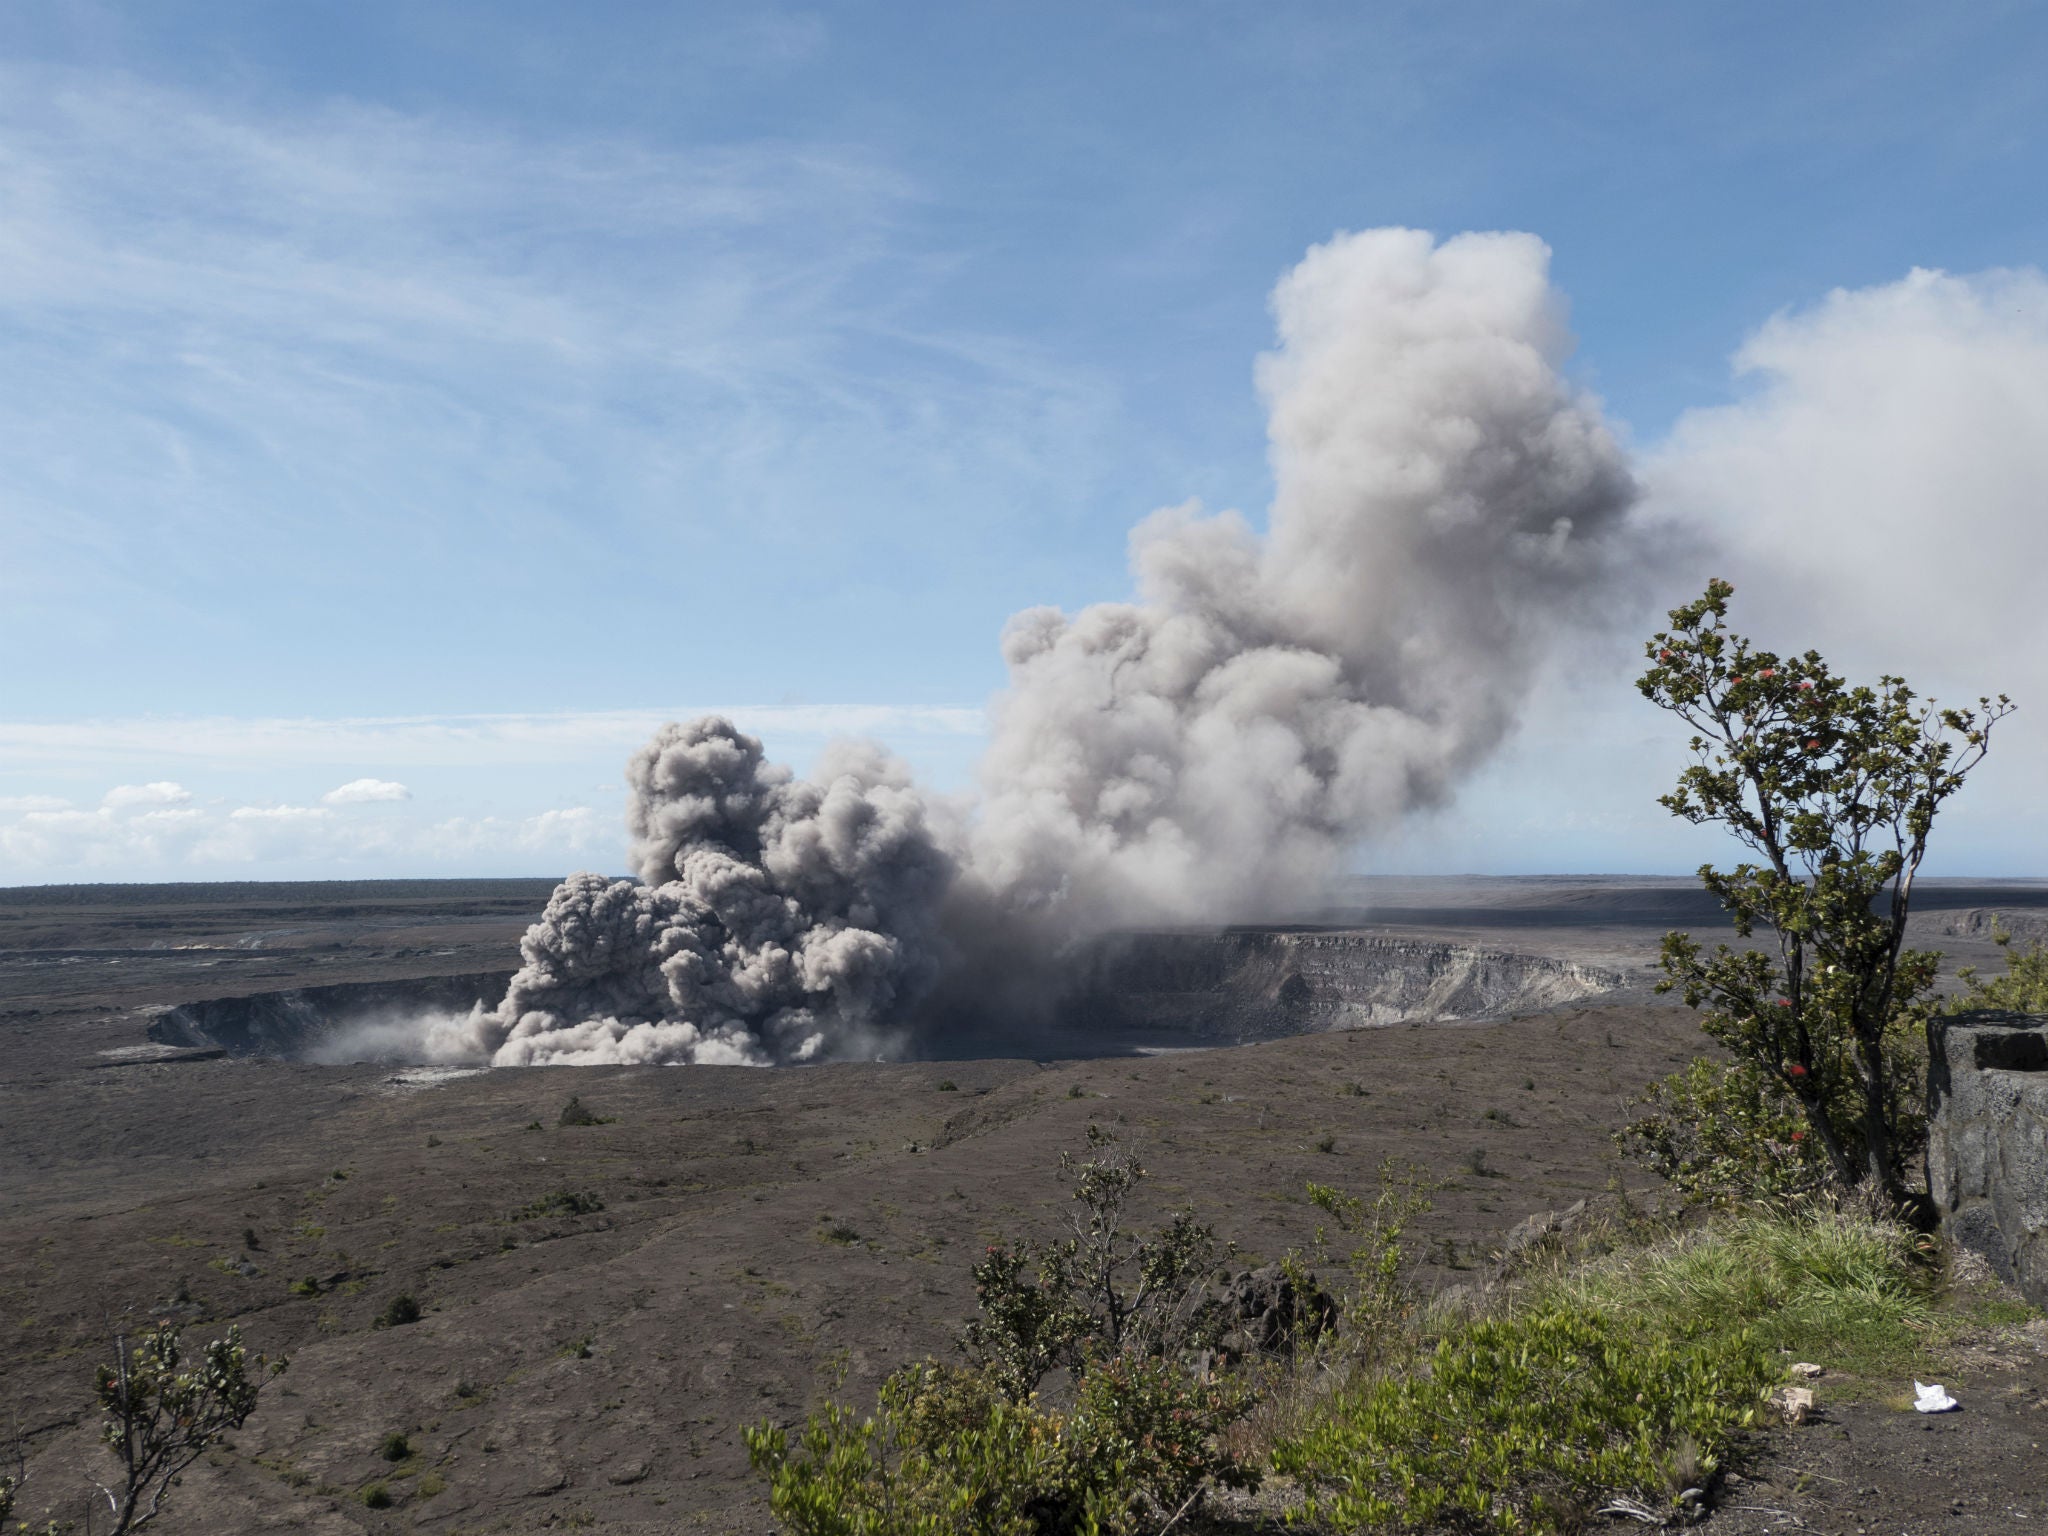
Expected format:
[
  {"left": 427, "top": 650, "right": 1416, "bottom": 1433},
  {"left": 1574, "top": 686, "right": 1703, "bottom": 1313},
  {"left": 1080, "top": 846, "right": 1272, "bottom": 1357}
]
[
  {"left": 1648, "top": 264, "right": 2048, "bottom": 699},
  {"left": 0, "top": 794, "right": 68, "bottom": 812},
  {"left": 0, "top": 798, "right": 606, "bottom": 879},
  {"left": 0, "top": 705, "right": 985, "bottom": 769},
  {"left": 322, "top": 777, "right": 411, "bottom": 805},
  {"left": 100, "top": 781, "right": 193, "bottom": 810}
]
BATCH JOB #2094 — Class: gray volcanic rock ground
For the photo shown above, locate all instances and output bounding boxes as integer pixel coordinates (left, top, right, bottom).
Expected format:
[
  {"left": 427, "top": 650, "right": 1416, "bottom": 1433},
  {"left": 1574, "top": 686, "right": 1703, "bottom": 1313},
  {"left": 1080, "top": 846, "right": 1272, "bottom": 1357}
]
[{"left": 3, "top": 877, "right": 2046, "bottom": 1534}]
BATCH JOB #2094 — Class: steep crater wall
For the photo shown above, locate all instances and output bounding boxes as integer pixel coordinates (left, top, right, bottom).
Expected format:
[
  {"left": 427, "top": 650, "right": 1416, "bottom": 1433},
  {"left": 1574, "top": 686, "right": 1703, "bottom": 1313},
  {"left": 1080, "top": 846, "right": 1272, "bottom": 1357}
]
[
  {"left": 149, "top": 972, "right": 513, "bottom": 1060},
  {"left": 147, "top": 931, "right": 1626, "bottom": 1064},
  {"left": 1063, "top": 929, "right": 1626, "bottom": 1045}
]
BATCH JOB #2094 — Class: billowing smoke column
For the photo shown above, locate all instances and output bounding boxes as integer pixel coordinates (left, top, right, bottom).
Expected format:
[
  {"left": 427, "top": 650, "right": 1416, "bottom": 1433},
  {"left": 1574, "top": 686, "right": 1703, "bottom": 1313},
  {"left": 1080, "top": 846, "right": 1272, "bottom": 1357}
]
[
  {"left": 971, "top": 229, "right": 1637, "bottom": 928},
  {"left": 429, "top": 723, "right": 957, "bottom": 1065},
  {"left": 451, "top": 228, "right": 1639, "bottom": 1066}
]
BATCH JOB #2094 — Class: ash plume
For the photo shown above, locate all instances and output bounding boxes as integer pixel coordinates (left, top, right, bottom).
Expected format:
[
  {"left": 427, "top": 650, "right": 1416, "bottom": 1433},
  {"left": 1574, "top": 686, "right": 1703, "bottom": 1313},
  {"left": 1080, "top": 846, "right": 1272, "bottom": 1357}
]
[
  {"left": 436, "top": 721, "right": 956, "bottom": 1066},
  {"left": 452, "top": 228, "right": 1640, "bottom": 1066},
  {"left": 971, "top": 229, "right": 1636, "bottom": 930}
]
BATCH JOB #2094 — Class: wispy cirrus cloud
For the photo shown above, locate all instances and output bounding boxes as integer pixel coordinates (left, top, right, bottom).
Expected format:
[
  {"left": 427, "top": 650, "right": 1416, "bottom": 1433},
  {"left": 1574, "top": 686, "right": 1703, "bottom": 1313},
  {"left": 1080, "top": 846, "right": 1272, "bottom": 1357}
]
[
  {"left": 0, "top": 796, "right": 608, "bottom": 878},
  {"left": 0, "top": 705, "right": 984, "bottom": 769},
  {"left": 322, "top": 778, "right": 412, "bottom": 804},
  {"left": 0, "top": 60, "right": 1123, "bottom": 685}
]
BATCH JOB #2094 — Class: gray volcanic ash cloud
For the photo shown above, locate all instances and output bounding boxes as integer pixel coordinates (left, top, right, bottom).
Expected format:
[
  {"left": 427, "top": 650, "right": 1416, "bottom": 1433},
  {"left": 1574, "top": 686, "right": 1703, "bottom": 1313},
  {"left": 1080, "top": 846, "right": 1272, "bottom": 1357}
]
[
  {"left": 425, "top": 723, "right": 958, "bottom": 1065},
  {"left": 444, "top": 228, "right": 1641, "bottom": 1067},
  {"left": 970, "top": 229, "right": 1636, "bottom": 930}
]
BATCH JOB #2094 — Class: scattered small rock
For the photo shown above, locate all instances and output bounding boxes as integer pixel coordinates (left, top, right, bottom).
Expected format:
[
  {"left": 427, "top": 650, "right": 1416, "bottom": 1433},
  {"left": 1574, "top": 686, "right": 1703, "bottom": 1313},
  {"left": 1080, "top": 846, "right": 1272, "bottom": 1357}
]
[{"left": 1771, "top": 1386, "right": 1817, "bottom": 1424}]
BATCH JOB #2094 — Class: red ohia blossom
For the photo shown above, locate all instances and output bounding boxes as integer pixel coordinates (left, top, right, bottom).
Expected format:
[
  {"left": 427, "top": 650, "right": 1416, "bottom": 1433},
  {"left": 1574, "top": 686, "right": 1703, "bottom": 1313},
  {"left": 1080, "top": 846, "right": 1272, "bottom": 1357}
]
[{"left": 1786, "top": 1063, "right": 1808, "bottom": 1078}]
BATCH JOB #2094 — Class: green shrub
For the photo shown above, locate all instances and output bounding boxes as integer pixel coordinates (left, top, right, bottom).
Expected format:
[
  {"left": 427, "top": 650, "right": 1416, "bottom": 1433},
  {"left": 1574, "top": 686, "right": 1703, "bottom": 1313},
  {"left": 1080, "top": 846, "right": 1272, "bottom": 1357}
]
[
  {"left": 360, "top": 1481, "right": 392, "bottom": 1509},
  {"left": 748, "top": 1355, "right": 1257, "bottom": 1536},
  {"left": 1275, "top": 1303, "right": 1774, "bottom": 1534},
  {"left": 509, "top": 1190, "right": 604, "bottom": 1221},
  {"left": 1618, "top": 1057, "right": 1833, "bottom": 1209},
  {"left": 1300, "top": 1164, "right": 1435, "bottom": 1362},
  {"left": 375, "top": 1294, "right": 422, "bottom": 1329},
  {"left": 1950, "top": 925, "right": 2048, "bottom": 1013},
  {"left": 962, "top": 1126, "right": 1231, "bottom": 1400},
  {"left": 378, "top": 1431, "right": 411, "bottom": 1462},
  {"left": 749, "top": 1127, "right": 1258, "bottom": 1532}
]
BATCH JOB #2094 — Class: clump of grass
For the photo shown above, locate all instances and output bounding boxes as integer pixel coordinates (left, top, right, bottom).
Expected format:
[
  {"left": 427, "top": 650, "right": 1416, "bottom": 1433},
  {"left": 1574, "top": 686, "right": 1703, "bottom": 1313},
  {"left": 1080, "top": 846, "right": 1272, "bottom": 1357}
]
[
  {"left": 1546, "top": 1203, "right": 1939, "bottom": 1377},
  {"left": 1315, "top": 1133, "right": 1337, "bottom": 1154},
  {"left": 820, "top": 1222, "right": 862, "bottom": 1245},
  {"left": 378, "top": 1431, "right": 412, "bottom": 1462},
  {"left": 935, "top": 1078, "right": 958, "bottom": 1092},
  {"left": 374, "top": 1294, "right": 422, "bottom": 1329},
  {"left": 1067, "top": 1082, "right": 1088, "bottom": 1099},
  {"left": 360, "top": 1482, "right": 392, "bottom": 1509},
  {"left": 509, "top": 1190, "right": 604, "bottom": 1222},
  {"left": 289, "top": 1276, "right": 321, "bottom": 1299}
]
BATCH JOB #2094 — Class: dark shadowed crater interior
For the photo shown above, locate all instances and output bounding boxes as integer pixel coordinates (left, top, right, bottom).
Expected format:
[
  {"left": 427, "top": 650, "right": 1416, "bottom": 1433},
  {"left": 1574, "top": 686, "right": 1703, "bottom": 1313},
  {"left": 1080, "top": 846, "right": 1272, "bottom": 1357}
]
[{"left": 147, "top": 929, "right": 1629, "bottom": 1064}]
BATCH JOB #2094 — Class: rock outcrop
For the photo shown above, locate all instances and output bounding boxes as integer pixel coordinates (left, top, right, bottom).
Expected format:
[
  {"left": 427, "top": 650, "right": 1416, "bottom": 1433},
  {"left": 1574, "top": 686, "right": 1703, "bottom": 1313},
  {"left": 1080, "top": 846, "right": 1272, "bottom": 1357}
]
[{"left": 1927, "top": 1011, "right": 2048, "bottom": 1309}]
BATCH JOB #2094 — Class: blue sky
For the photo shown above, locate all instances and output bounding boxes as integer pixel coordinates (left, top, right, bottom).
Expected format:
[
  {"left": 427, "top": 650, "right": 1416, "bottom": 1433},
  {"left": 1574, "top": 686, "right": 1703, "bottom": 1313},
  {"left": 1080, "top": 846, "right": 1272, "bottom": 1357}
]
[{"left": 4, "top": 2, "right": 2047, "bottom": 882}]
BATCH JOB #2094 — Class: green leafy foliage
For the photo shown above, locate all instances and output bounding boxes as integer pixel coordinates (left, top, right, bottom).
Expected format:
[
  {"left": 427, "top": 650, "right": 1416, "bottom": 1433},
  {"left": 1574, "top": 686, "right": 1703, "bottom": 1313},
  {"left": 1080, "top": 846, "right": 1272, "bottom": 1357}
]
[
  {"left": 1619, "top": 1057, "right": 1833, "bottom": 1209},
  {"left": 1950, "top": 924, "right": 2048, "bottom": 1014},
  {"left": 748, "top": 1127, "right": 1258, "bottom": 1534},
  {"left": 963, "top": 1126, "right": 1233, "bottom": 1400},
  {"left": 1298, "top": 1162, "right": 1435, "bottom": 1362},
  {"left": 1275, "top": 1304, "right": 1774, "bottom": 1534},
  {"left": 748, "top": 1356, "right": 1257, "bottom": 1536},
  {"left": 93, "top": 1322, "right": 285, "bottom": 1533},
  {"left": 1636, "top": 579, "right": 2009, "bottom": 1203}
]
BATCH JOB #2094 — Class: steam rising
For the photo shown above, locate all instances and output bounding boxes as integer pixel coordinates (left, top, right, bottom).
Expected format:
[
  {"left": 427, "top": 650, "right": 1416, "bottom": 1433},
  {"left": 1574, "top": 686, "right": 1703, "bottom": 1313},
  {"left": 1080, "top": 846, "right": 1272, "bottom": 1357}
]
[{"left": 442, "top": 229, "right": 1639, "bottom": 1066}]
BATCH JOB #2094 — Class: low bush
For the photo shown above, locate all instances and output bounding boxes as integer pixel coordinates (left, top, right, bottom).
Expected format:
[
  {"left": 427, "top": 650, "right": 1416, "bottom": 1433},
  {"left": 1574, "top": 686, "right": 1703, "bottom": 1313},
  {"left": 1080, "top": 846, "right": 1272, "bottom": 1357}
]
[
  {"left": 748, "top": 1355, "right": 1257, "bottom": 1536},
  {"left": 1275, "top": 1303, "right": 1773, "bottom": 1533},
  {"left": 1618, "top": 1056, "right": 1833, "bottom": 1209},
  {"left": 374, "top": 1294, "right": 422, "bottom": 1329},
  {"left": 1277, "top": 1201, "right": 1939, "bottom": 1532},
  {"left": 509, "top": 1190, "right": 604, "bottom": 1221},
  {"left": 1950, "top": 924, "right": 2048, "bottom": 1013},
  {"left": 750, "top": 1126, "right": 1259, "bottom": 1534}
]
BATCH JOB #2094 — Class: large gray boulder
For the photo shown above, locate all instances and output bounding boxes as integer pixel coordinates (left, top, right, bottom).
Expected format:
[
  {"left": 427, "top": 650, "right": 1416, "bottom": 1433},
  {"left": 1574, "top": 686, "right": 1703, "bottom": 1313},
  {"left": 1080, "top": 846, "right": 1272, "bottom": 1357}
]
[{"left": 1927, "top": 1011, "right": 2048, "bottom": 1308}]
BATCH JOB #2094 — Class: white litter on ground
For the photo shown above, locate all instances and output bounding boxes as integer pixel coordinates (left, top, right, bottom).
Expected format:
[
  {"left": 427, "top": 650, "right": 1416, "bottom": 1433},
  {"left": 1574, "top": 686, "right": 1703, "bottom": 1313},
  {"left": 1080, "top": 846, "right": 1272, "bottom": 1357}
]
[{"left": 1913, "top": 1380, "right": 1959, "bottom": 1413}]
